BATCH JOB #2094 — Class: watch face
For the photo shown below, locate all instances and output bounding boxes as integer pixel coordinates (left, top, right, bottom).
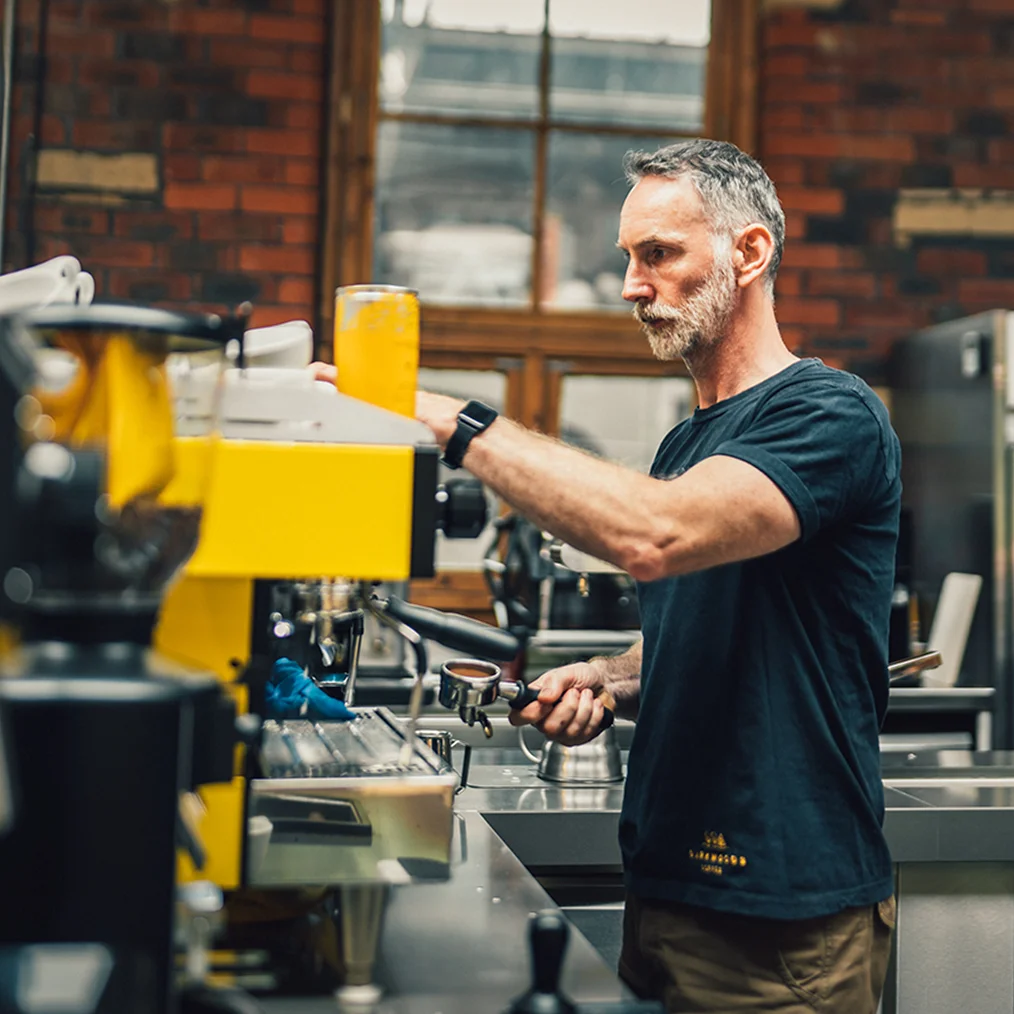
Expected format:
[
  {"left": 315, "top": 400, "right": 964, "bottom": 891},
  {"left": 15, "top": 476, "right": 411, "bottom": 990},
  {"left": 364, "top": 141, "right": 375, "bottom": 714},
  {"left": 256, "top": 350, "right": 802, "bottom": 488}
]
[{"left": 461, "top": 400, "right": 498, "bottom": 428}]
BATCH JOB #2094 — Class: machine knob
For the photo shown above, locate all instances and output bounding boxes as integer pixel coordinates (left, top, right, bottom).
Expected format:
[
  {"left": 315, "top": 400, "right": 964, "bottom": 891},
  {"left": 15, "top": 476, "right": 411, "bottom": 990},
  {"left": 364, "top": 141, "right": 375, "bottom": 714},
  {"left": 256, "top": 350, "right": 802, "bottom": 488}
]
[
  {"left": 508, "top": 910, "right": 577, "bottom": 1014},
  {"left": 436, "top": 477, "right": 488, "bottom": 539}
]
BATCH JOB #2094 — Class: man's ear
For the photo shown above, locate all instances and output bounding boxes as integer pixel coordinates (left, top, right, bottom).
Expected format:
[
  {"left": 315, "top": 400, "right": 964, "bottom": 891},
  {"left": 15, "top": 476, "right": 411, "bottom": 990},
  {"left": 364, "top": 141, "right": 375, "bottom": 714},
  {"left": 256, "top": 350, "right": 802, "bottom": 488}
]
[{"left": 732, "top": 224, "right": 774, "bottom": 290}]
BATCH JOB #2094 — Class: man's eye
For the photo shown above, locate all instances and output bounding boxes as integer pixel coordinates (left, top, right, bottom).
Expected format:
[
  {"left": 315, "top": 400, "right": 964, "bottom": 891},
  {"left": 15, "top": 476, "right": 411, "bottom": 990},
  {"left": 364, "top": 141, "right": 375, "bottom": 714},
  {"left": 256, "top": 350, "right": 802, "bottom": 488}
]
[{"left": 648, "top": 247, "right": 666, "bottom": 263}]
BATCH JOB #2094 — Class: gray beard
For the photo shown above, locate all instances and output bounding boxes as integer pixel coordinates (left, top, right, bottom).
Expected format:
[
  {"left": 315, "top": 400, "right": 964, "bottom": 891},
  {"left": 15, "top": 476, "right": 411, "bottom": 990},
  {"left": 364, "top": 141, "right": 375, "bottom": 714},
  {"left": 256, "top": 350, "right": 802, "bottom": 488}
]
[{"left": 632, "top": 259, "right": 738, "bottom": 362}]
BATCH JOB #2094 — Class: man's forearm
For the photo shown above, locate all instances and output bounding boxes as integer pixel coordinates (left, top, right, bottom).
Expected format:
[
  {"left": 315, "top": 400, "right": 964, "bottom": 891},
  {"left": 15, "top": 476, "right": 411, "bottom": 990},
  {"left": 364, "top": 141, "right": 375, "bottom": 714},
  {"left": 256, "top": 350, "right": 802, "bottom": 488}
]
[{"left": 588, "top": 638, "right": 642, "bottom": 721}]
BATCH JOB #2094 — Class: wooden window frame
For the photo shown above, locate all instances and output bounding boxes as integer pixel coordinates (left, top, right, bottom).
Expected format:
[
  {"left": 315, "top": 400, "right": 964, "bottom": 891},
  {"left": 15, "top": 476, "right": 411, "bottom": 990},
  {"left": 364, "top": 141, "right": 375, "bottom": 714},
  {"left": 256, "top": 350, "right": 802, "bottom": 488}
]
[{"left": 319, "top": 0, "right": 757, "bottom": 614}]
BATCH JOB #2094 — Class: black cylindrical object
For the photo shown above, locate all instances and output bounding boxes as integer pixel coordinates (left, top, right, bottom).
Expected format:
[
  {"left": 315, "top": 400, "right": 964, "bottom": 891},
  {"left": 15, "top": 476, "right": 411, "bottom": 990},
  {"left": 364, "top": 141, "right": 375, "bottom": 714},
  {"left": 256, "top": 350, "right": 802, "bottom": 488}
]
[
  {"left": 0, "top": 676, "right": 210, "bottom": 1013},
  {"left": 384, "top": 595, "right": 519, "bottom": 661}
]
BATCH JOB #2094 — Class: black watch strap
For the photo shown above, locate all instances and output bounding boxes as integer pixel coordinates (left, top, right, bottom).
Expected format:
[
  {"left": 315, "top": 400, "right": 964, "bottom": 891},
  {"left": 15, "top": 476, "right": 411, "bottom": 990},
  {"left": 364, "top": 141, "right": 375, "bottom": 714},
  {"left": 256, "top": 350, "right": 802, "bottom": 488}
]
[{"left": 442, "top": 400, "right": 499, "bottom": 469}]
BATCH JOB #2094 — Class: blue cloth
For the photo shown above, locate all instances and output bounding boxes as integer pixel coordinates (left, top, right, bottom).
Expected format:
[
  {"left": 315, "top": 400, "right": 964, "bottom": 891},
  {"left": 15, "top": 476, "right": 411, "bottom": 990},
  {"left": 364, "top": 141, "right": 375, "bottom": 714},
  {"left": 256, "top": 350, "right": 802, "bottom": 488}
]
[
  {"left": 622, "top": 359, "right": 899, "bottom": 920},
  {"left": 265, "top": 658, "right": 355, "bottom": 721}
]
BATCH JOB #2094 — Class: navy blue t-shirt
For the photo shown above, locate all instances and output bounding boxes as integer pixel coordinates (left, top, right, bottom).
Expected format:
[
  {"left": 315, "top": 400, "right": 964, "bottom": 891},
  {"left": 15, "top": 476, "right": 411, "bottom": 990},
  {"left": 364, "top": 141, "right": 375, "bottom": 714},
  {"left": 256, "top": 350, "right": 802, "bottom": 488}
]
[{"left": 621, "top": 358, "right": 900, "bottom": 920}]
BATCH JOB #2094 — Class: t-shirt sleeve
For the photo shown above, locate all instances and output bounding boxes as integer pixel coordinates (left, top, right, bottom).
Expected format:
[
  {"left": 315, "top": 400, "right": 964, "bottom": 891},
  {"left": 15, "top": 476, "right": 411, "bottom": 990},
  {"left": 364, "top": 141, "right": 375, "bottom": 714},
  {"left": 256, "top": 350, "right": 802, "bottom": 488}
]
[{"left": 710, "top": 383, "right": 897, "bottom": 541}]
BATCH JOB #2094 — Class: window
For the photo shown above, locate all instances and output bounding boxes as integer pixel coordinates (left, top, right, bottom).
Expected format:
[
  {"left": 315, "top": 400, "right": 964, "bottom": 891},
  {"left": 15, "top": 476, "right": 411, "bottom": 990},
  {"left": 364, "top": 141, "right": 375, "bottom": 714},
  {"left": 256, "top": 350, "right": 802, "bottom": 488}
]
[
  {"left": 321, "top": 0, "right": 757, "bottom": 611},
  {"left": 373, "top": 0, "right": 710, "bottom": 311}
]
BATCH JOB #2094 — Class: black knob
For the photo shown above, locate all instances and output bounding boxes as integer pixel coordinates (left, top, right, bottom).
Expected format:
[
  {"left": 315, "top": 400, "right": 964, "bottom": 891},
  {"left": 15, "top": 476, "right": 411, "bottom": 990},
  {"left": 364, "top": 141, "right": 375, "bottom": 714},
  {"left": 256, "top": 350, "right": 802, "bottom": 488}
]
[
  {"left": 436, "top": 477, "right": 488, "bottom": 539},
  {"left": 508, "top": 910, "right": 577, "bottom": 1014}
]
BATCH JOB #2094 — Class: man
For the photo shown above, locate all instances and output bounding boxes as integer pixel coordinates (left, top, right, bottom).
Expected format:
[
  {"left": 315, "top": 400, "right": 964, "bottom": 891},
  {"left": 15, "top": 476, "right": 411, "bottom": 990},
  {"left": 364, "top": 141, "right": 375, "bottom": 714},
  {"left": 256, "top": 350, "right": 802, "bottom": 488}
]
[{"left": 329, "top": 139, "right": 899, "bottom": 1011}]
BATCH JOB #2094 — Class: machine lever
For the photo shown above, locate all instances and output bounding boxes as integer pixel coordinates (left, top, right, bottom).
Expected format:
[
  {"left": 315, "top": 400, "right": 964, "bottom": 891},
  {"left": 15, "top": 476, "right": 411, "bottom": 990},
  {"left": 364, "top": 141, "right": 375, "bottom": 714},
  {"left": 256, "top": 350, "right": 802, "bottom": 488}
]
[{"left": 383, "top": 595, "right": 520, "bottom": 661}]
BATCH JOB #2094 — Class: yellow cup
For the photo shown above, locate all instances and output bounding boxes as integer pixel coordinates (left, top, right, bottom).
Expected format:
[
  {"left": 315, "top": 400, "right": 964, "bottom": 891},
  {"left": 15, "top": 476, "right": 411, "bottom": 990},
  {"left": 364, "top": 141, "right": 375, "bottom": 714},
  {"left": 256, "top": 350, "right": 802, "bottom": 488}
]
[{"left": 333, "top": 284, "right": 419, "bottom": 417}]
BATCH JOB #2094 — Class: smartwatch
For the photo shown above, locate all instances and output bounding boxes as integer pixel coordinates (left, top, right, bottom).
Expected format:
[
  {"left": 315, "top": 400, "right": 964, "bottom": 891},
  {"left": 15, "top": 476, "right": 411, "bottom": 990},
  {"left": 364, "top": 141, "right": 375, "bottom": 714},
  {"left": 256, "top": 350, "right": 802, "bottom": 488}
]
[{"left": 442, "top": 400, "right": 499, "bottom": 469}]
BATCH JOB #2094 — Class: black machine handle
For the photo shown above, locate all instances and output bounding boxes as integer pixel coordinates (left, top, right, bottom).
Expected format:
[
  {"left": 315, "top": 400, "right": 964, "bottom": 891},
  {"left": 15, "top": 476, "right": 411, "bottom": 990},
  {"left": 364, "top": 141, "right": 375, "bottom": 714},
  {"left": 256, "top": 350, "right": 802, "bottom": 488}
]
[
  {"left": 505, "top": 682, "right": 616, "bottom": 730},
  {"left": 384, "top": 596, "right": 520, "bottom": 661},
  {"left": 508, "top": 910, "right": 577, "bottom": 1014}
]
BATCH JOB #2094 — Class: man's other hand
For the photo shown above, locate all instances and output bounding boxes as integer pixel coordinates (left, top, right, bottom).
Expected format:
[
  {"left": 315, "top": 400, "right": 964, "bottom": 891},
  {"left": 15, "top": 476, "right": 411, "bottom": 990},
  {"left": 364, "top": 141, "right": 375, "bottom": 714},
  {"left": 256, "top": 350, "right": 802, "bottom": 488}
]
[{"left": 507, "top": 661, "right": 608, "bottom": 746}]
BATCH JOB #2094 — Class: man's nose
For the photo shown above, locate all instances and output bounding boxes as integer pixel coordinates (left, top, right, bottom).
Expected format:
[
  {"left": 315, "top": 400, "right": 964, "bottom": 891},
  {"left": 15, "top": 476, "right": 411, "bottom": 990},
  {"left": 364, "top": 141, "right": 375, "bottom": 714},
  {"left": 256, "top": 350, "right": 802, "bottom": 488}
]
[{"left": 622, "top": 262, "right": 654, "bottom": 304}]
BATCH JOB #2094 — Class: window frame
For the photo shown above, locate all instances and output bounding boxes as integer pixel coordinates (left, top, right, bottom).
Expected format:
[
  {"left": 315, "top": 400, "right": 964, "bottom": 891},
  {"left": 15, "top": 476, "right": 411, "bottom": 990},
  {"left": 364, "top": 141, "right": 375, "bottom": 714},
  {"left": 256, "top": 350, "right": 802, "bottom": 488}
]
[{"left": 319, "top": 0, "right": 757, "bottom": 613}]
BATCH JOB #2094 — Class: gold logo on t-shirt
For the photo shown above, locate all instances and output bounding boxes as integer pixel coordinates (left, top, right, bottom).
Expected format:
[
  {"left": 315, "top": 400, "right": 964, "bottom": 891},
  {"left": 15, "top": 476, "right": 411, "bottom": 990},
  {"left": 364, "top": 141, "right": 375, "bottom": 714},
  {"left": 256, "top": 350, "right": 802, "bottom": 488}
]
[{"left": 689, "top": 831, "right": 747, "bottom": 877}]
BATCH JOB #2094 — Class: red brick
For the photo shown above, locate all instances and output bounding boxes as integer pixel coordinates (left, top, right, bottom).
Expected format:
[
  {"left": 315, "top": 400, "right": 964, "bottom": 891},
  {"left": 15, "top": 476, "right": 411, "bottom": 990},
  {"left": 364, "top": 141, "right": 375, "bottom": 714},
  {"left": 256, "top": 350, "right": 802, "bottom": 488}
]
[
  {"left": 292, "top": 0, "right": 325, "bottom": 14},
  {"left": 73, "top": 120, "right": 157, "bottom": 150},
  {"left": 74, "top": 236, "right": 156, "bottom": 269},
  {"left": 844, "top": 302, "right": 929, "bottom": 329},
  {"left": 989, "top": 139, "right": 1014, "bottom": 163},
  {"left": 765, "top": 53, "right": 810, "bottom": 77},
  {"left": 163, "top": 123, "right": 246, "bottom": 154},
  {"left": 240, "top": 186, "right": 317, "bottom": 215},
  {"left": 48, "top": 25, "right": 116, "bottom": 57},
  {"left": 33, "top": 204, "right": 108, "bottom": 235},
  {"left": 284, "top": 159, "right": 318, "bottom": 186},
  {"left": 240, "top": 245, "right": 315, "bottom": 274},
  {"left": 198, "top": 213, "right": 282, "bottom": 243},
  {"left": 773, "top": 297, "right": 840, "bottom": 326},
  {"left": 765, "top": 81, "right": 844, "bottom": 105},
  {"left": 774, "top": 270, "right": 802, "bottom": 297},
  {"left": 883, "top": 108, "right": 955, "bottom": 134},
  {"left": 765, "top": 132, "right": 915, "bottom": 162},
  {"left": 953, "top": 165, "right": 1014, "bottom": 188},
  {"left": 777, "top": 186, "right": 845, "bottom": 216},
  {"left": 164, "top": 182, "right": 237, "bottom": 211},
  {"left": 970, "top": 0, "right": 1014, "bottom": 10},
  {"left": 249, "top": 14, "right": 324, "bottom": 44},
  {"left": 781, "top": 245, "right": 843, "bottom": 270},
  {"left": 208, "top": 39, "right": 289, "bottom": 70},
  {"left": 282, "top": 217, "right": 316, "bottom": 244},
  {"left": 763, "top": 159, "right": 805, "bottom": 186},
  {"left": 164, "top": 153, "right": 201, "bottom": 182},
  {"left": 819, "top": 107, "right": 885, "bottom": 132},
  {"left": 106, "top": 272, "right": 192, "bottom": 303},
  {"left": 169, "top": 9, "right": 248, "bottom": 35},
  {"left": 247, "top": 70, "right": 322, "bottom": 103},
  {"left": 916, "top": 248, "right": 988, "bottom": 276},
  {"left": 246, "top": 128, "right": 318, "bottom": 158},
  {"left": 113, "top": 210, "right": 194, "bottom": 242},
  {"left": 78, "top": 58, "right": 160, "bottom": 90},
  {"left": 40, "top": 114, "right": 65, "bottom": 145},
  {"left": 202, "top": 155, "right": 286, "bottom": 184},
  {"left": 890, "top": 9, "right": 948, "bottom": 24},
  {"left": 286, "top": 104, "right": 321, "bottom": 130},
  {"left": 762, "top": 21, "right": 819, "bottom": 48},
  {"left": 82, "top": 4, "right": 167, "bottom": 29},
  {"left": 39, "top": 55, "right": 74, "bottom": 86},
  {"left": 958, "top": 278, "right": 1014, "bottom": 305},
  {"left": 783, "top": 212, "right": 806, "bottom": 240},
  {"left": 248, "top": 304, "right": 304, "bottom": 329},
  {"left": 779, "top": 326, "right": 807, "bottom": 353},
  {"left": 762, "top": 107, "right": 805, "bottom": 131},
  {"left": 289, "top": 47, "right": 324, "bottom": 75},
  {"left": 279, "top": 277, "right": 314, "bottom": 305},
  {"left": 806, "top": 272, "right": 877, "bottom": 298}
]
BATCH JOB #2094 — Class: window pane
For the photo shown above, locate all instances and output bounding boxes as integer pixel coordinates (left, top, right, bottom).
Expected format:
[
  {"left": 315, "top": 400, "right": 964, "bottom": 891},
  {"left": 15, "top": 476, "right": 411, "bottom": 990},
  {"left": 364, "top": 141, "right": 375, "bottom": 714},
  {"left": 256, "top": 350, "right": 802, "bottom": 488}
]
[
  {"left": 380, "top": 0, "right": 544, "bottom": 119},
  {"left": 542, "top": 131, "right": 682, "bottom": 311},
  {"left": 559, "top": 375, "right": 695, "bottom": 473},
  {"left": 417, "top": 368, "right": 507, "bottom": 571},
  {"left": 548, "top": 0, "right": 709, "bottom": 129},
  {"left": 374, "top": 122, "right": 536, "bottom": 307}
]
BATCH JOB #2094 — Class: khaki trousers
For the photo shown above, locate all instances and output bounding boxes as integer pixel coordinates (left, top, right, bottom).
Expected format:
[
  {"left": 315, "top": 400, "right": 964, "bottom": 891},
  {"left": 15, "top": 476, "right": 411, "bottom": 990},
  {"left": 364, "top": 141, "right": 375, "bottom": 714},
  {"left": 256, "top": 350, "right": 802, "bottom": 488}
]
[{"left": 619, "top": 892, "right": 895, "bottom": 1014}]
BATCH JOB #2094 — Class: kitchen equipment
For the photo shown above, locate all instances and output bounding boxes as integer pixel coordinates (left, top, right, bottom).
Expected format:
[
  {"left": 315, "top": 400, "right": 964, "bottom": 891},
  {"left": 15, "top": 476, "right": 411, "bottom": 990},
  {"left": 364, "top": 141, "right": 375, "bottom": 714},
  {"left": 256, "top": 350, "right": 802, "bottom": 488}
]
[
  {"left": 889, "top": 650, "right": 943, "bottom": 684},
  {"left": 439, "top": 657, "right": 616, "bottom": 739},
  {"left": 889, "top": 312, "right": 1013, "bottom": 743},
  {"left": 519, "top": 725, "right": 624, "bottom": 784}
]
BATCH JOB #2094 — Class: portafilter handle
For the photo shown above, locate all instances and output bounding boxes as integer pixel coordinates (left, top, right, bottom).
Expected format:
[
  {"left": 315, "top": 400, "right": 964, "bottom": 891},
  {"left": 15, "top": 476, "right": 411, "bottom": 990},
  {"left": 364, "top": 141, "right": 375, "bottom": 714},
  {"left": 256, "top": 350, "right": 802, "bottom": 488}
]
[
  {"left": 888, "top": 650, "right": 943, "bottom": 684},
  {"left": 498, "top": 679, "right": 616, "bottom": 730}
]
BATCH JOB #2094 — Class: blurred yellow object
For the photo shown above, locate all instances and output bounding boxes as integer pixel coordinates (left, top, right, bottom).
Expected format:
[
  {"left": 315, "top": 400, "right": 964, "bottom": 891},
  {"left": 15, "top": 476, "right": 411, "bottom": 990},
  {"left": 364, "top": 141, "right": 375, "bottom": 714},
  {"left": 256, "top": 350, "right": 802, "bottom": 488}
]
[
  {"left": 333, "top": 284, "right": 419, "bottom": 417},
  {"left": 34, "top": 332, "right": 174, "bottom": 509}
]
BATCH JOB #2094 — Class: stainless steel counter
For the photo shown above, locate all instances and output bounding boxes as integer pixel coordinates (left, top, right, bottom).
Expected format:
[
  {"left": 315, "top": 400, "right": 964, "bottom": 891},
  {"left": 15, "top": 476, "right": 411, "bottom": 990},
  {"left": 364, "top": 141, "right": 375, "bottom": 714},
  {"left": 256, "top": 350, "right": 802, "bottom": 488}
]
[{"left": 260, "top": 811, "right": 629, "bottom": 1013}]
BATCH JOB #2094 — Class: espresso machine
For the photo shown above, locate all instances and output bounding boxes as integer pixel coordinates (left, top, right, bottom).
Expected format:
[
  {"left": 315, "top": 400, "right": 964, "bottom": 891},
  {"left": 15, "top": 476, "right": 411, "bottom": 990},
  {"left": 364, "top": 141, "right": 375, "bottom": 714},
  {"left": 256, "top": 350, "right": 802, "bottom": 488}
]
[{"left": 0, "top": 303, "right": 245, "bottom": 1014}]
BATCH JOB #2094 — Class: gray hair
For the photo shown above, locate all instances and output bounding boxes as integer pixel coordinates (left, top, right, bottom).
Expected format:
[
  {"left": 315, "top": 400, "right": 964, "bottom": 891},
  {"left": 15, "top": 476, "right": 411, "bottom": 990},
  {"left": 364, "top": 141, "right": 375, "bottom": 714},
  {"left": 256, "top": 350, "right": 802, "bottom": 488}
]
[{"left": 623, "top": 140, "right": 785, "bottom": 298}]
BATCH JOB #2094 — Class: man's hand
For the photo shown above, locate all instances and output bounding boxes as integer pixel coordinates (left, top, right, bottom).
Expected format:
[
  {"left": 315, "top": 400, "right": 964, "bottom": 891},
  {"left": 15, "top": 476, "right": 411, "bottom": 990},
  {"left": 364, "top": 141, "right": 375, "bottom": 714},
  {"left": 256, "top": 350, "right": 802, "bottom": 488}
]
[
  {"left": 415, "top": 390, "right": 465, "bottom": 447},
  {"left": 309, "top": 361, "right": 337, "bottom": 383},
  {"left": 507, "top": 661, "right": 609, "bottom": 747}
]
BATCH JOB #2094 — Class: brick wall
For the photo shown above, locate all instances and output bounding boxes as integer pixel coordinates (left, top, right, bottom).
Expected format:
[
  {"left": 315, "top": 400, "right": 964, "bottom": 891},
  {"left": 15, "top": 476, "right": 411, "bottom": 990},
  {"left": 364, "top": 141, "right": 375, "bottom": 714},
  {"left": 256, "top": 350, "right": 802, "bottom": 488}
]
[
  {"left": 7, "top": 0, "right": 326, "bottom": 329},
  {"left": 5, "top": 0, "right": 1013, "bottom": 373},
  {"left": 761, "top": 0, "right": 1014, "bottom": 379}
]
